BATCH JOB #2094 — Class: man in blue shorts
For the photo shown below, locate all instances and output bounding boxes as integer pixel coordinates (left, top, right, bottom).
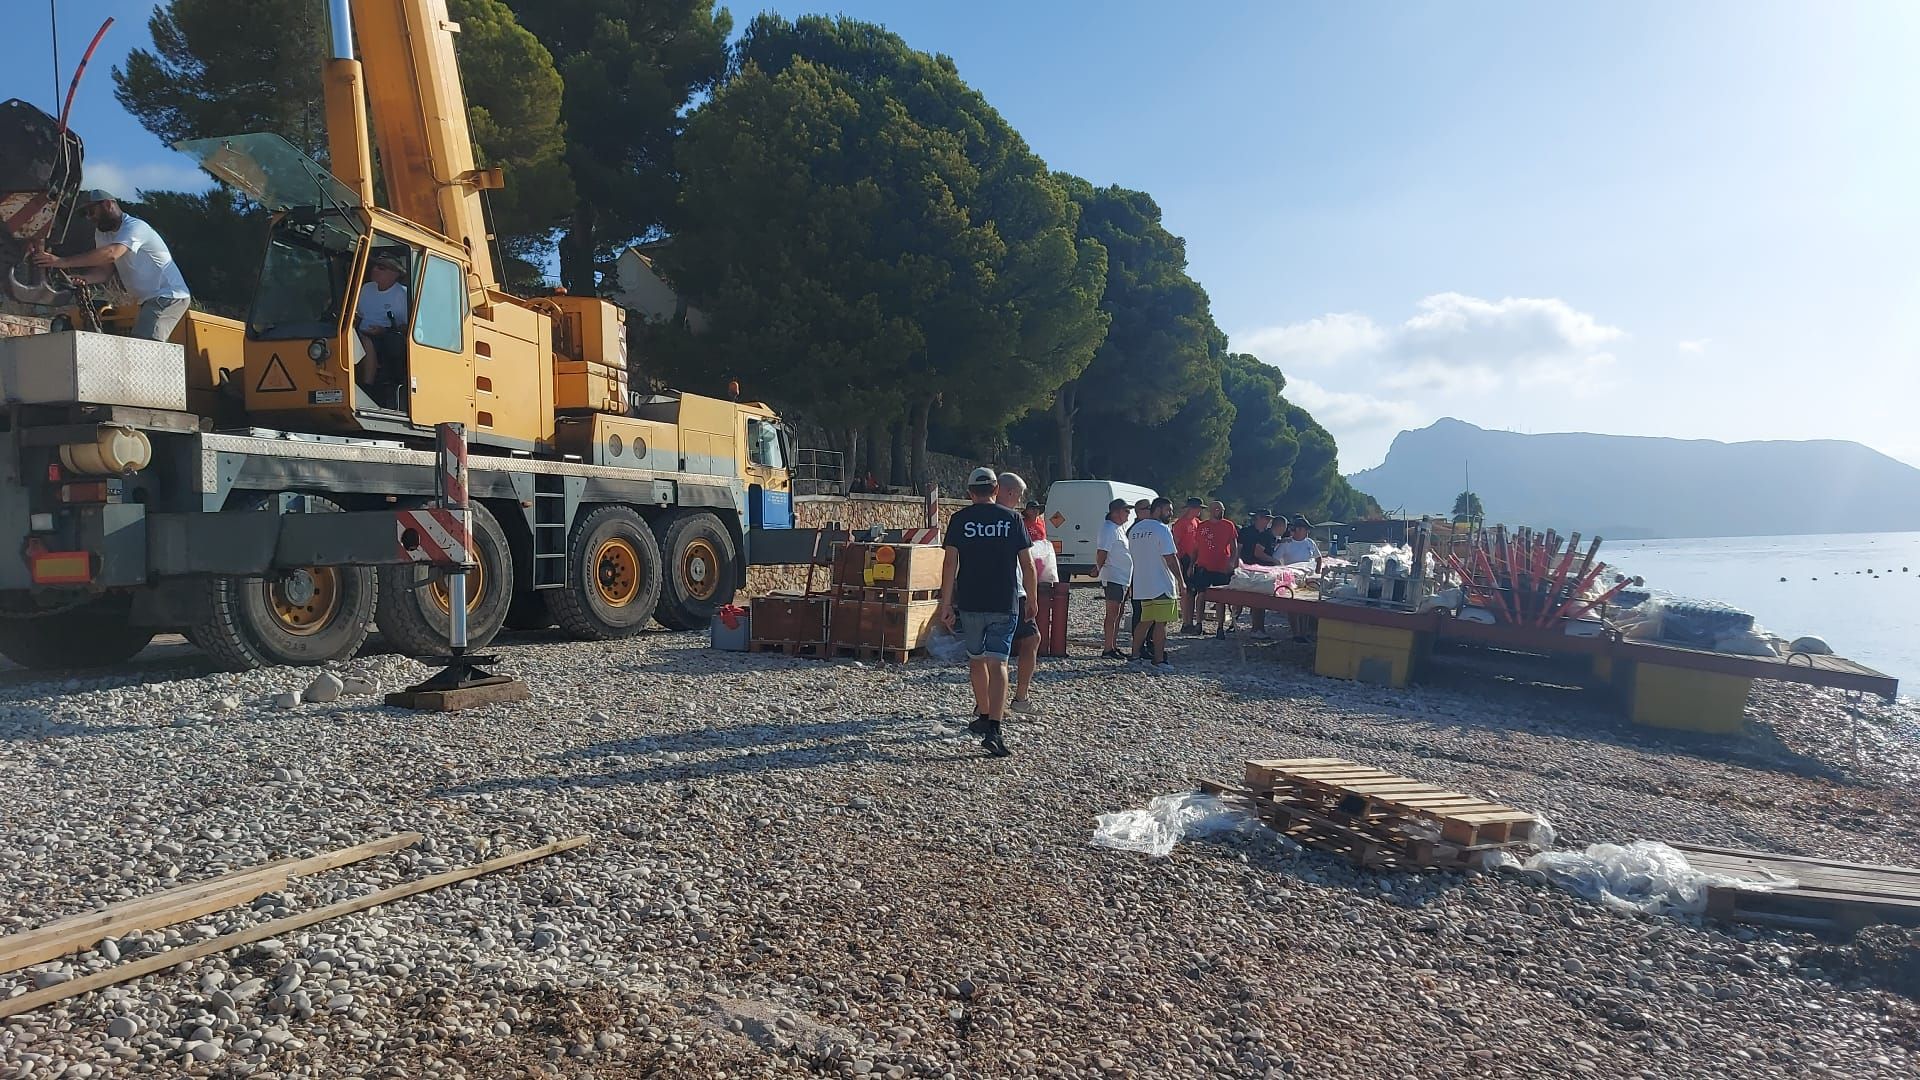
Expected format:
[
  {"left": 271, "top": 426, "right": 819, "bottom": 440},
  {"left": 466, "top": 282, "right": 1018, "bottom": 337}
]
[{"left": 936, "top": 467, "right": 1038, "bottom": 757}]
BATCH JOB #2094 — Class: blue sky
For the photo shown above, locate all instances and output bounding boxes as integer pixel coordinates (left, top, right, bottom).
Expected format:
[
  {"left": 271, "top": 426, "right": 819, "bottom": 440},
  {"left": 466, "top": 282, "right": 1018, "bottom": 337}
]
[{"left": 16, "top": 1, "right": 1919, "bottom": 469}]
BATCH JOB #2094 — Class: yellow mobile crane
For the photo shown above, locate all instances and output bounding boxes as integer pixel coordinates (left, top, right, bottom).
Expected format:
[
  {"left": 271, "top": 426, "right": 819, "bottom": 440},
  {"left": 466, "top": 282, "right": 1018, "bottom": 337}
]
[{"left": 0, "top": 0, "right": 820, "bottom": 671}]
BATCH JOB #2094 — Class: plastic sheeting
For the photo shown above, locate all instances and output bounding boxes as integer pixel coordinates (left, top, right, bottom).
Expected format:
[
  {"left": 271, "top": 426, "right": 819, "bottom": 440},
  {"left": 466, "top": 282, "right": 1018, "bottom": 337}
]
[
  {"left": 1226, "top": 563, "right": 1299, "bottom": 595},
  {"left": 1491, "top": 840, "right": 1797, "bottom": 916},
  {"left": 1090, "top": 792, "right": 1264, "bottom": 858}
]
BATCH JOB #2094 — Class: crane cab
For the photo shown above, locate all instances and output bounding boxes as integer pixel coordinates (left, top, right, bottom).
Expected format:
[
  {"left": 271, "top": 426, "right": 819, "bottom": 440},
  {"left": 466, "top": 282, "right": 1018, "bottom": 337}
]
[{"left": 176, "top": 133, "right": 555, "bottom": 450}]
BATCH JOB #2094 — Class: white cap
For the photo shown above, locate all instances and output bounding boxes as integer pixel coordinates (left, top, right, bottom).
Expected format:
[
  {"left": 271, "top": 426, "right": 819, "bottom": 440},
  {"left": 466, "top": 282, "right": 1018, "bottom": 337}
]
[{"left": 966, "top": 467, "right": 997, "bottom": 487}]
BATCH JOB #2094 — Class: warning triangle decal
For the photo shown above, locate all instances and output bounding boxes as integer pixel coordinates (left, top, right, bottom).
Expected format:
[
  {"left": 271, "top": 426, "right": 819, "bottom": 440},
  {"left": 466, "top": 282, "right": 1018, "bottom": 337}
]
[{"left": 256, "top": 354, "right": 296, "bottom": 392}]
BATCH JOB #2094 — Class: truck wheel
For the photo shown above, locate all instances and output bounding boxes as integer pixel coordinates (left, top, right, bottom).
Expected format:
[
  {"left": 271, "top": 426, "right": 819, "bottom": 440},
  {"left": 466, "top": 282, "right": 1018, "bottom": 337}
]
[
  {"left": 189, "top": 495, "right": 377, "bottom": 671},
  {"left": 375, "top": 502, "right": 513, "bottom": 656},
  {"left": 547, "top": 505, "right": 663, "bottom": 640},
  {"left": 0, "top": 596, "right": 154, "bottom": 670},
  {"left": 653, "top": 511, "right": 738, "bottom": 631}
]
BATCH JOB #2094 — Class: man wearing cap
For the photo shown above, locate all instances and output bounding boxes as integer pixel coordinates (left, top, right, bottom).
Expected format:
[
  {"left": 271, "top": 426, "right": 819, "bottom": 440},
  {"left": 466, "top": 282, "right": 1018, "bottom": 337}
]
[
  {"left": 1276, "top": 515, "right": 1323, "bottom": 643},
  {"left": 1093, "top": 498, "right": 1133, "bottom": 659},
  {"left": 30, "top": 190, "right": 191, "bottom": 341},
  {"left": 355, "top": 252, "right": 411, "bottom": 404},
  {"left": 1126, "top": 496, "right": 1184, "bottom": 669},
  {"left": 936, "top": 467, "right": 1037, "bottom": 757},
  {"left": 1238, "top": 509, "right": 1281, "bottom": 639},
  {"left": 1171, "top": 497, "right": 1204, "bottom": 631},
  {"left": 995, "top": 472, "right": 1043, "bottom": 715}
]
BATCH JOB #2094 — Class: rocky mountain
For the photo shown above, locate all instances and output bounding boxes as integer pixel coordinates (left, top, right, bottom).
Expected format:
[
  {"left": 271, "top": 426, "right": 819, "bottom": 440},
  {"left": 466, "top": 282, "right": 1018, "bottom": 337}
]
[{"left": 1349, "top": 418, "right": 1920, "bottom": 539}]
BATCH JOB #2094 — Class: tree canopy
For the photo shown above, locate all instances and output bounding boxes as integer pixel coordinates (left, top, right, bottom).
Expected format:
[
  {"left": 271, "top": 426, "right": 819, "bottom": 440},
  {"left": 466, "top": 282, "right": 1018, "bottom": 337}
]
[
  {"left": 1453, "top": 490, "right": 1485, "bottom": 524},
  {"left": 505, "top": 0, "right": 731, "bottom": 294},
  {"left": 655, "top": 15, "right": 1106, "bottom": 483}
]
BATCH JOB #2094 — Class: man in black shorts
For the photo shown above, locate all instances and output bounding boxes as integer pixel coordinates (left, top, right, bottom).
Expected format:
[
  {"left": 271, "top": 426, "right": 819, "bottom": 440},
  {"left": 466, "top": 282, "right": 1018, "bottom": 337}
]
[
  {"left": 1094, "top": 497, "right": 1133, "bottom": 658},
  {"left": 1237, "top": 509, "right": 1280, "bottom": 638}
]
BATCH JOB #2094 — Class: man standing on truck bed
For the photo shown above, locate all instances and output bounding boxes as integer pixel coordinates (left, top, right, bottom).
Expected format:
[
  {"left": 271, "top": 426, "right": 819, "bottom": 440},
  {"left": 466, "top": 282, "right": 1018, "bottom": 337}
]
[
  {"left": 937, "top": 467, "right": 1037, "bottom": 758},
  {"left": 30, "top": 190, "right": 191, "bottom": 341}
]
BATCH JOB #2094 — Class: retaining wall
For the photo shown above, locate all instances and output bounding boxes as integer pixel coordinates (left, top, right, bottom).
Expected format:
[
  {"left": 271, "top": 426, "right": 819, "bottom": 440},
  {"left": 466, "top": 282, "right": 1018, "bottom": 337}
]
[{"left": 744, "top": 494, "right": 964, "bottom": 597}]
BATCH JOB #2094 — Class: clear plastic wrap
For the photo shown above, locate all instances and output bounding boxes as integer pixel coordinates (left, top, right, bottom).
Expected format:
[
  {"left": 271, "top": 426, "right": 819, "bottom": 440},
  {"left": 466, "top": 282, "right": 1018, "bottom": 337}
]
[
  {"left": 1492, "top": 840, "right": 1796, "bottom": 916},
  {"left": 1090, "top": 792, "right": 1262, "bottom": 858},
  {"left": 926, "top": 624, "right": 968, "bottom": 664}
]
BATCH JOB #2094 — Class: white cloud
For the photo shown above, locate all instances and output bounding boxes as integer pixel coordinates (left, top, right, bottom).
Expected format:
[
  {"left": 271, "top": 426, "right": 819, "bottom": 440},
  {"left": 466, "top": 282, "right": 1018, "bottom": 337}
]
[
  {"left": 1677, "top": 338, "right": 1710, "bottom": 353},
  {"left": 1235, "top": 293, "right": 1627, "bottom": 468},
  {"left": 82, "top": 157, "right": 211, "bottom": 199},
  {"left": 1284, "top": 377, "right": 1423, "bottom": 432}
]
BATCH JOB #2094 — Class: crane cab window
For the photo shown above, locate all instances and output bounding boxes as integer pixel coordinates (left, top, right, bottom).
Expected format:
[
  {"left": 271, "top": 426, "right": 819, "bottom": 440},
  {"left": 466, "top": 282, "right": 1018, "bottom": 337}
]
[
  {"left": 354, "top": 242, "right": 413, "bottom": 410},
  {"left": 747, "top": 419, "right": 787, "bottom": 469},
  {"left": 412, "top": 254, "right": 466, "bottom": 354}
]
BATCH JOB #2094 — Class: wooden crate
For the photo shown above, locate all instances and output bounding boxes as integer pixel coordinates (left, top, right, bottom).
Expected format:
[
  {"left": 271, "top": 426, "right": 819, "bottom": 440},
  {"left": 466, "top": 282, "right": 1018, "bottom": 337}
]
[
  {"left": 749, "top": 595, "right": 830, "bottom": 645},
  {"left": 829, "top": 598, "right": 869, "bottom": 647},
  {"left": 831, "top": 543, "right": 945, "bottom": 592}
]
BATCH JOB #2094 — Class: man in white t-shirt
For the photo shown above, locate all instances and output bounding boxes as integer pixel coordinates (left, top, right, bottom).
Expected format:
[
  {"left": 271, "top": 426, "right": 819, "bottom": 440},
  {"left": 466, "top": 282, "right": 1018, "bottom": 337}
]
[
  {"left": 1094, "top": 498, "right": 1134, "bottom": 659},
  {"left": 1126, "top": 496, "right": 1184, "bottom": 669},
  {"left": 994, "top": 472, "right": 1044, "bottom": 713},
  {"left": 355, "top": 253, "right": 411, "bottom": 403},
  {"left": 31, "top": 189, "right": 192, "bottom": 340}
]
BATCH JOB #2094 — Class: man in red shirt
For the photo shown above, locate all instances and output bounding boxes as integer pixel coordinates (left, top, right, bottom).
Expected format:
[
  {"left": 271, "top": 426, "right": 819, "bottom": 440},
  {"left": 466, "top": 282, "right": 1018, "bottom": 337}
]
[
  {"left": 1171, "top": 498, "right": 1204, "bottom": 631},
  {"left": 1188, "top": 500, "right": 1240, "bottom": 634}
]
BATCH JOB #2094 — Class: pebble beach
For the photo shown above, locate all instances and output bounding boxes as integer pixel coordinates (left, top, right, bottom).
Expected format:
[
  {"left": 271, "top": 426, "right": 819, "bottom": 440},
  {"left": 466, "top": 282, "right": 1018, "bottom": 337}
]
[{"left": 2, "top": 597, "right": 1917, "bottom": 1079}]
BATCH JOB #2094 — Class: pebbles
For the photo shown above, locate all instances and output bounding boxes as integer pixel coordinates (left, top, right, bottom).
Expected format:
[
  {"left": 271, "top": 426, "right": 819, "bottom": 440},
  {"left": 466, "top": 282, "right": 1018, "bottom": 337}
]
[{"left": 0, "top": 612, "right": 1914, "bottom": 1078}]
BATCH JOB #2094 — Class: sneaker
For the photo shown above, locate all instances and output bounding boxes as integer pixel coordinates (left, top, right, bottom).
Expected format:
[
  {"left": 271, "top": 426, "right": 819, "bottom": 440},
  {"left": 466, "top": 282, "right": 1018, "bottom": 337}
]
[
  {"left": 967, "top": 713, "right": 990, "bottom": 735},
  {"left": 982, "top": 719, "right": 1011, "bottom": 757},
  {"left": 1010, "top": 697, "right": 1037, "bottom": 715},
  {"left": 1100, "top": 648, "right": 1127, "bottom": 660},
  {"left": 1155, "top": 660, "right": 1173, "bottom": 672}
]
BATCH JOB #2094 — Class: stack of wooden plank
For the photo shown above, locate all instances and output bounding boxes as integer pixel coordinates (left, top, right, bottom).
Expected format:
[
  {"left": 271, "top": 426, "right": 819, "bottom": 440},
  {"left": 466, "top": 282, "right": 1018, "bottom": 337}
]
[
  {"left": 1672, "top": 843, "right": 1920, "bottom": 937},
  {"left": 750, "top": 541, "right": 943, "bottom": 662},
  {"left": 1239, "top": 757, "right": 1542, "bottom": 869}
]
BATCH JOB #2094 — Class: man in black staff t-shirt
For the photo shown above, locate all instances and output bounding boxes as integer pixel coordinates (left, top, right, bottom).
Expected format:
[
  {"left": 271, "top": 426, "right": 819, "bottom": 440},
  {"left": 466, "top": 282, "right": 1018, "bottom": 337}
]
[
  {"left": 936, "top": 467, "right": 1037, "bottom": 758},
  {"left": 1237, "top": 509, "right": 1280, "bottom": 638}
]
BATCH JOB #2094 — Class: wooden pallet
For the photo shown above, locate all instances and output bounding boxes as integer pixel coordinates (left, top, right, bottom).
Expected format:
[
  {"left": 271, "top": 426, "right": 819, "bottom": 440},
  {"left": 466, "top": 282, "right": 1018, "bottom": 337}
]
[
  {"left": 831, "top": 585, "right": 940, "bottom": 603},
  {"left": 1673, "top": 842, "right": 1920, "bottom": 937},
  {"left": 748, "top": 639, "right": 827, "bottom": 659},
  {"left": 1245, "top": 757, "right": 1539, "bottom": 847},
  {"left": 828, "top": 643, "right": 926, "bottom": 664},
  {"left": 1202, "top": 780, "right": 1506, "bottom": 870}
]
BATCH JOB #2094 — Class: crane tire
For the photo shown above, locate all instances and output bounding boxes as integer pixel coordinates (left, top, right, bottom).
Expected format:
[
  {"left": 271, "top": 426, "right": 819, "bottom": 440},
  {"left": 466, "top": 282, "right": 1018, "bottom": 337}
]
[
  {"left": 375, "top": 501, "right": 513, "bottom": 657},
  {"left": 652, "top": 511, "right": 738, "bottom": 631},
  {"left": 187, "top": 494, "right": 377, "bottom": 671},
  {"left": 547, "top": 505, "right": 663, "bottom": 641}
]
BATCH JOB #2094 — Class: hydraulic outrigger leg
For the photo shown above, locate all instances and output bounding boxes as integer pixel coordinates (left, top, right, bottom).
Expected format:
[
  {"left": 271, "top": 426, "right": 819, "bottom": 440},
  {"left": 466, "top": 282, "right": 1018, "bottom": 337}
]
[{"left": 386, "top": 423, "right": 531, "bottom": 711}]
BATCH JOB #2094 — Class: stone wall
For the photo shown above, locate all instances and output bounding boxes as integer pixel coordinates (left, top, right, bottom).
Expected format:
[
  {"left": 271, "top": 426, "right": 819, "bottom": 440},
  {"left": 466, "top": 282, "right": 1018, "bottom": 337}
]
[{"left": 744, "top": 494, "right": 964, "bottom": 597}]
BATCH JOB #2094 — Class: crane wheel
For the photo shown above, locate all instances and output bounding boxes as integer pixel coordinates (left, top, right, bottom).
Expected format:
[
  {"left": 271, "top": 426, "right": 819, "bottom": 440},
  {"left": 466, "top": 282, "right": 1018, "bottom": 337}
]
[
  {"left": 652, "top": 511, "right": 738, "bottom": 631},
  {"left": 0, "top": 595, "right": 154, "bottom": 670},
  {"left": 547, "top": 505, "right": 663, "bottom": 641},
  {"left": 375, "top": 501, "right": 514, "bottom": 656},
  {"left": 188, "top": 494, "right": 377, "bottom": 672}
]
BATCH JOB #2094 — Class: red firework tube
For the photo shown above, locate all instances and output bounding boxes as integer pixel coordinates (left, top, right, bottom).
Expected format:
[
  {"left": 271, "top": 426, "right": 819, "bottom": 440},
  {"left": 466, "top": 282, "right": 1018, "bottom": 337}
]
[
  {"left": 1548, "top": 559, "right": 1619, "bottom": 623},
  {"left": 1558, "top": 573, "right": 1637, "bottom": 624},
  {"left": 58, "top": 18, "right": 115, "bottom": 136},
  {"left": 1541, "top": 531, "right": 1582, "bottom": 624},
  {"left": 1474, "top": 546, "right": 1517, "bottom": 624}
]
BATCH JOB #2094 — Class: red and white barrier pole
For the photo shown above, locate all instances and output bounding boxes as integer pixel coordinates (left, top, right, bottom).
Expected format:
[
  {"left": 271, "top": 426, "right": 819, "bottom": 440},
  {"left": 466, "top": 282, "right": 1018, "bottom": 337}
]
[{"left": 436, "top": 423, "right": 472, "bottom": 653}]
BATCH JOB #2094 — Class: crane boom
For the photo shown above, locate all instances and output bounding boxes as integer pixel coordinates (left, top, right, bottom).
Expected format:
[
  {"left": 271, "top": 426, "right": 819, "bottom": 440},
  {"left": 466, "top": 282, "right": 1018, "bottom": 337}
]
[{"left": 323, "top": 0, "right": 499, "bottom": 290}]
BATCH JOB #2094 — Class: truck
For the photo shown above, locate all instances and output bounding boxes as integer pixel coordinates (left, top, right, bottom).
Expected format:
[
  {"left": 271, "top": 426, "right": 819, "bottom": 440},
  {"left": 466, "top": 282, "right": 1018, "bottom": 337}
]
[{"left": 0, "top": 0, "right": 821, "bottom": 671}]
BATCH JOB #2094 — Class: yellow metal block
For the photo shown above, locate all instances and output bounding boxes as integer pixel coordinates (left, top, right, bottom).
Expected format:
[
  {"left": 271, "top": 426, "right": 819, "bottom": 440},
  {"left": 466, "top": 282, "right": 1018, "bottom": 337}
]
[
  {"left": 1589, "top": 654, "right": 1616, "bottom": 687},
  {"left": 1627, "top": 662, "right": 1751, "bottom": 734},
  {"left": 544, "top": 295, "right": 627, "bottom": 370},
  {"left": 1314, "top": 618, "right": 1422, "bottom": 688}
]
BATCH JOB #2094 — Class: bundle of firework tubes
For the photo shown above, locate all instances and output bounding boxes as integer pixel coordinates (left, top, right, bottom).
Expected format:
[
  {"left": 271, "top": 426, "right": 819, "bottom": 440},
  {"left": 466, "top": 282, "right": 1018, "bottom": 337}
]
[{"left": 1445, "top": 526, "right": 1642, "bottom": 628}]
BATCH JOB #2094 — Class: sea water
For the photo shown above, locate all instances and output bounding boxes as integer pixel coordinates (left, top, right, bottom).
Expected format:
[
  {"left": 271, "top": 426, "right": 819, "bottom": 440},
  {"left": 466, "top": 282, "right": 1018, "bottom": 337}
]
[{"left": 1605, "top": 532, "right": 1920, "bottom": 692}]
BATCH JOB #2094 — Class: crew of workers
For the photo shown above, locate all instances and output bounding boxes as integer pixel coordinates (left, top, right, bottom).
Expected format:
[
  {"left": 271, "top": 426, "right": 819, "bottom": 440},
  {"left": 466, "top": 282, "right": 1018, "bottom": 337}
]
[{"left": 940, "top": 467, "right": 1323, "bottom": 757}]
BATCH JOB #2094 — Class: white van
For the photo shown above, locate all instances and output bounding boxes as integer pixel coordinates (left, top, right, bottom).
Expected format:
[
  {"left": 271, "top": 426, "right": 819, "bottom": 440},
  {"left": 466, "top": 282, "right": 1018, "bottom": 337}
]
[{"left": 1043, "top": 478, "right": 1160, "bottom": 577}]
